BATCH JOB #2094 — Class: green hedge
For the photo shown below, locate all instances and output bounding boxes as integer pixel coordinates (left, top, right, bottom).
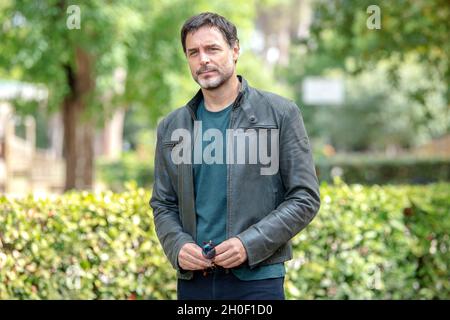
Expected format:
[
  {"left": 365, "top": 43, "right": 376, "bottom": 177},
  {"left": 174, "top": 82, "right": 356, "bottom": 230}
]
[
  {"left": 97, "top": 154, "right": 450, "bottom": 192},
  {"left": 316, "top": 155, "right": 450, "bottom": 185},
  {"left": 0, "top": 181, "right": 448, "bottom": 299},
  {"left": 0, "top": 182, "right": 169, "bottom": 299},
  {"left": 288, "top": 180, "right": 449, "bottom": 299},
  {"left": 96, "top": 153, "right": 154, "bottom": 192}
]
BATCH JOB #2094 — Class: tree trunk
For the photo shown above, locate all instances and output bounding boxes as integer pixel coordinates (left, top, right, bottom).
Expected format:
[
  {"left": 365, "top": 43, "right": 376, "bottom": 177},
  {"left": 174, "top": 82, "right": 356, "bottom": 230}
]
[{"left": 62, "top": 47, "right": 95, "bottom": 192}]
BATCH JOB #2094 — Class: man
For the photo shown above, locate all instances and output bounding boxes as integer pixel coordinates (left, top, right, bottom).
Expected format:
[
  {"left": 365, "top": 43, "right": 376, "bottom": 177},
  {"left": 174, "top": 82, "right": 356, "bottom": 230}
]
[{"left": 150, "top": 12, "right": 320, "bottom": 300}]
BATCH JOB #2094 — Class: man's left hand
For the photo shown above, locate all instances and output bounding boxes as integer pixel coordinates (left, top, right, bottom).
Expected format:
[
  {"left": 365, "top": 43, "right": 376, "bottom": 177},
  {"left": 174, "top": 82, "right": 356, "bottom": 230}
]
[{"left": 213, "top": 237, "right": 248, "bottom": 268}]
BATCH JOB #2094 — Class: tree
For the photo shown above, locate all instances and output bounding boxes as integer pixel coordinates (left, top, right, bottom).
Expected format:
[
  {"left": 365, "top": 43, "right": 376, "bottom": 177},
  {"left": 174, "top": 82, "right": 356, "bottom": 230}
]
[
  {"left": 1, "top": 1, "right": 142, "bottom": 190},
  {"left": 309, "top": 0, "right": 449, "bottom": 122},
  {"left": 281, "top": 0, "right": 449, "bottom": 151},
  {"left": 0, "top": 0, "right": 264, "bottom": 190}
]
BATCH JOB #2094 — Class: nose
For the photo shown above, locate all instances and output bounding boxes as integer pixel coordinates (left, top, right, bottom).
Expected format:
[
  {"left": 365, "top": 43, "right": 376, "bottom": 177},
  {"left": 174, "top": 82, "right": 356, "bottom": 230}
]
[{"left": 199, "top": 51, "right": 210, "bottom": 65}]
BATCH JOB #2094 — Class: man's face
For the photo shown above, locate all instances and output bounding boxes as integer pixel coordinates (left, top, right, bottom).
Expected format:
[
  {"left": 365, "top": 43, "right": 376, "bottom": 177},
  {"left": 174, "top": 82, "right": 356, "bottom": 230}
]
[{"left": 185, "top": 26, "right": 239, "bottom": 90}]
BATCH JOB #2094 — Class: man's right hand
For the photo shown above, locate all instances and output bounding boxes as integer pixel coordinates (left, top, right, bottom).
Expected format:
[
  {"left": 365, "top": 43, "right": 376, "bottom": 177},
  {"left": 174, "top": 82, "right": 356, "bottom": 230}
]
[{"left": 178, "top": 243, "right": 213, "bottom": 271}]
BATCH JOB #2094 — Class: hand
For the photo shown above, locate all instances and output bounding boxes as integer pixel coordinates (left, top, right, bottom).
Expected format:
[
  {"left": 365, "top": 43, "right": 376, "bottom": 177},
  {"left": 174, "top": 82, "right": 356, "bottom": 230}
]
[
  {"left": 213, "top": 237, "right": 248, "bottom": 269},
  {"left": 178, "top": 243, "right": 213, "bottom": 271}
]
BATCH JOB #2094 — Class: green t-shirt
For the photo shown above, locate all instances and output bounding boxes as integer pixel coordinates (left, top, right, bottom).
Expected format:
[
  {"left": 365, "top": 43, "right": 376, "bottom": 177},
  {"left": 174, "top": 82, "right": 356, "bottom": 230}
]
[{"left": 193, "top": 98, "right": 285, "bottom": 281}]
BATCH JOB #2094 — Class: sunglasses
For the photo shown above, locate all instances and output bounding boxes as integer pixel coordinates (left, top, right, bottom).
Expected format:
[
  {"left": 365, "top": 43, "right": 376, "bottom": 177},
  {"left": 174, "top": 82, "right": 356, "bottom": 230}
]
[{"left": 202, "top": 240, "right": 217, "bottom": 276}]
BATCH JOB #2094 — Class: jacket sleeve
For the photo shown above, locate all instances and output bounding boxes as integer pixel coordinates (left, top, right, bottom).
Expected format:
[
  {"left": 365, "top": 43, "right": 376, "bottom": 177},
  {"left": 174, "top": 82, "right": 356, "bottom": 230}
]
[
  {"left": 149, "top": 118, "right": 195, "bottom": 271},
  {"left": 236, "top": 101, "right": 321, "bottom": 268}
]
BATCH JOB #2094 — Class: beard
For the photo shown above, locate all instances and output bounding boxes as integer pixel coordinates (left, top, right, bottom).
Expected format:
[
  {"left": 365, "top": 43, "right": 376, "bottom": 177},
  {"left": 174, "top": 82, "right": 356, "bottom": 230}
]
[{"left": 193, "top": 59, "right": 234, "bottom": 90}]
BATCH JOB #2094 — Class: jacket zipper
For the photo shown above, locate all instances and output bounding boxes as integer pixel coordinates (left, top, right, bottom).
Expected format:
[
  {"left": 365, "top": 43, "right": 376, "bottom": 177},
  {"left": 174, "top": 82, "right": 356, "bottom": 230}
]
[
  {"left": 187, "top": 105, "right": 198, "bottom": 241},
  {"left": 187, "top": 105, "right": 198, "bottom": 155},
  {"left": 226, "top": 102, "right": 239, "bottom": 239}
]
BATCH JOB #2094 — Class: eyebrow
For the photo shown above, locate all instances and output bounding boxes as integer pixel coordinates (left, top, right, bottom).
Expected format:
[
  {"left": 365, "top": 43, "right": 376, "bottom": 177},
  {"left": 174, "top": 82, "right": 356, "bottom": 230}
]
[{"left": 186, "top": 43, "right": 222, "bottom": 53}]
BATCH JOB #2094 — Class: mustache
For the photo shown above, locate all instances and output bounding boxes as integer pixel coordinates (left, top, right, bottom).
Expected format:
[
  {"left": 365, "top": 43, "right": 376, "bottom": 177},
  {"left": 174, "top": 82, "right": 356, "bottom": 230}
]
[{"left": 197, "top": 66, "right": 218, "bottom": 75}]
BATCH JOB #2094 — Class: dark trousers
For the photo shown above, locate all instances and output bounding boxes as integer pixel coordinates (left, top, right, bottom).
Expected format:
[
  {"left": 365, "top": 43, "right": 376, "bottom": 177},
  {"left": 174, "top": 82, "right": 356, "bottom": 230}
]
[{"left": 177, "top": 268, "right": 285, "bottom": 300}]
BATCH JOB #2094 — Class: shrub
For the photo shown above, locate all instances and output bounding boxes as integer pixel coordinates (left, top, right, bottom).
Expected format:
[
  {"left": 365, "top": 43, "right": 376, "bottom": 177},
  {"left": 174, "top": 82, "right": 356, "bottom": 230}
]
[
  {"left": 0, "top": 182, "right": 448, "bottom": 299},
  {"left": 0, "top": 182, "right": 173, "bottom": 299},
  {"left": 97, "top": 154, "right": 450, "bottom": 192},
  {"left": 316, "top": 155, "right": 450, "bottom": 185},
  {"left": 96, "top": 153, "right": 154, "bottom": 192},
  {"left": 287, "top": 181, "right": 449, "bottom": 299}
]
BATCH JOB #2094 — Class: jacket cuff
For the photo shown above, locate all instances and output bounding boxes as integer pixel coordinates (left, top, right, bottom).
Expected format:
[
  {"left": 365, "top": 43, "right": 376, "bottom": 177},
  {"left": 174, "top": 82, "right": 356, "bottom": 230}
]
[
  {"left": 170, "top": 236, "right": 196, "bottom": 271},
  {"left": 235, "top": 230, "right": 270, "bottom": 269}
]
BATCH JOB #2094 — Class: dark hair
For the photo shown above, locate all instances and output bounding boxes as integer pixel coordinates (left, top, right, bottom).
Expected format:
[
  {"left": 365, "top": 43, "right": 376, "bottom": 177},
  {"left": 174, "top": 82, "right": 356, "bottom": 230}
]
[{"left": 180, "top": 12, "right": 239, "bottom": 54}]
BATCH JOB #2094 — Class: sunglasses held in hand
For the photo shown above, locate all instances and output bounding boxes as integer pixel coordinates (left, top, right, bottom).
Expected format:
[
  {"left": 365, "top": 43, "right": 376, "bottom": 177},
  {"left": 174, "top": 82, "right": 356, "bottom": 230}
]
[{"left": 202, "top": 240, "right": 217, "bottom": 276}]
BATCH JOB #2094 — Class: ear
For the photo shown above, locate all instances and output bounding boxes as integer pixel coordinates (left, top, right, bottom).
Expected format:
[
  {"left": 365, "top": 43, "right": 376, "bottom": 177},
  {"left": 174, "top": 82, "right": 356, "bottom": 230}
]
[{"left": 233, "top": 40, "right": 240, "bottom": 64}]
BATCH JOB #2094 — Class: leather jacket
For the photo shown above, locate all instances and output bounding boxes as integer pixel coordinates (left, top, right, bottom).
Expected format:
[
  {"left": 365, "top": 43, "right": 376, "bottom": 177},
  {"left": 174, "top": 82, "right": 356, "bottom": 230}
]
[{"left": 150, "top": 75, "right": 320, "bottom": 280}]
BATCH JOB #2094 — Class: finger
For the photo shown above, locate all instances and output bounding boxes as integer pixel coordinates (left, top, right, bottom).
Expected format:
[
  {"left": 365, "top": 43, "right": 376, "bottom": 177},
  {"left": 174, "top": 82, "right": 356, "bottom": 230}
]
[
  {"left": 213, "top": 249, "right": 234, "bottom": 264},
  {"left": 224, "top": 260, "right": 243, "bottom": 269},
  {"left": 180, "top": 260, "right": 196, "bottom": 270},
  {"left": 180, "top": 260, "right": 203, "bottom": 271},
  {"left": 180, "top": 256, "right": 210, "bottom": 270},
  {"left": 193, "top": 246, "right": 211, "bottom": 261},
  {"left": 183, "top": 243, "right": 203, "bottom": 255},
  {"left": 185, "top": 253, "right": 212, "bottom": 268},
  {"left": 179, "top": 253, "right": 199, "bottom": 270},
  {"left": 214, "top": 241, "right": 231, "bottom": 255},
  {"left": 180, "top": 249, "right": 211, "bottom": 268},
  {"left": 191, "top": 252, "right": 213, "bottom": 267},
  {"left": 215, "top": 256, "right": 241, "bottom": 268},
  {"left": 183, "top": 246, "right": 211, "bottom": 264},
  {"left": 186, "top": 245, "right": 211, "bottom": 260}
]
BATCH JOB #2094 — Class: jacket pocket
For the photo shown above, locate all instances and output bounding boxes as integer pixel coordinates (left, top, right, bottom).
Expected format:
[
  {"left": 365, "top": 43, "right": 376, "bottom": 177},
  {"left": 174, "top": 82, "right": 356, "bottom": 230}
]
[
  {"left": 238, "top": 124, "right": 278, "bottom": 130},
  {"left": 162, "top": 141, "right": 177, "bottom": 149},
  {"left": 162, "top": 137, "right": 183, "bottom": 149}
]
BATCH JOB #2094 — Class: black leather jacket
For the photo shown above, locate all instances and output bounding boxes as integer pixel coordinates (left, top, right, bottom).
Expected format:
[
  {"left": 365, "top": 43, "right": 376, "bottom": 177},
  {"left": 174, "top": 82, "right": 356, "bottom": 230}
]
[{"left": 150, "top": 75, "right": 320, "bottom": 280}]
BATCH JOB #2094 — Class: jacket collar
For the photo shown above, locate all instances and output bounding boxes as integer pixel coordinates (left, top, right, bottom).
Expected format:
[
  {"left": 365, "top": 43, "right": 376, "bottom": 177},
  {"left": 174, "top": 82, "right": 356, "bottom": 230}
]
[{"left": 186, "top": 75, "right": 248, "bottom": 119}]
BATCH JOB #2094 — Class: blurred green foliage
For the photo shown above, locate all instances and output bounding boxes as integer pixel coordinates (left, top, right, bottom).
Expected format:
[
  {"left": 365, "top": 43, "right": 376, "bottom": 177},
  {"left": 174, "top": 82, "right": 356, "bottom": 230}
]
[
  {"left": 288, "top": 181, "right": 449, "bottom": 299},
  {"left": 0, "top": 0, "right": 292, "bottom": 189},
  {"left": 0, "top": 182, "right": 448, "bottom": 299},
  {"left": 317, "top": 155, "right": 450, "bottom": 185},
  {"left": 96, "top": 150, "right": 450, "bottom": 192},
  {"left": 0, "top": 0, "right": 289, "bottom": 125},
  {"left": 308, "top": 61, "right": 448, "bottom": 150},
  {"left": 308, "top": 0, "right": 449, "bottom": 95},
  {"left": 0, "top": 183, "right": 170, "bottom": 299},
  {"left": 284, "top": 0, "right": 449, "bottom": 151},
  {"left": 96, "top": 152, "right": 154, "bottom": 193}
]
